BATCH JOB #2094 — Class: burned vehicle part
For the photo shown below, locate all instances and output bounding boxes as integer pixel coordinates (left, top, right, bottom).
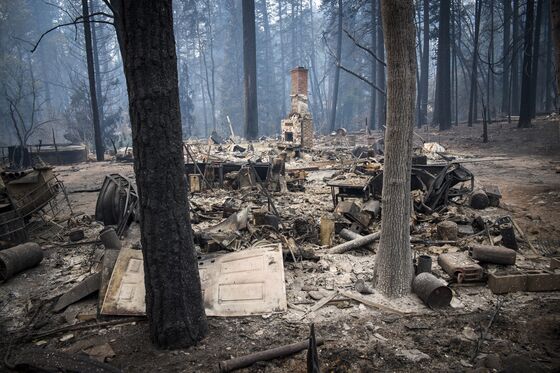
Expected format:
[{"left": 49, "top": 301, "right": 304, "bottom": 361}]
[{"left": 95, "top": 174, "right": 138, "bottom": 236}]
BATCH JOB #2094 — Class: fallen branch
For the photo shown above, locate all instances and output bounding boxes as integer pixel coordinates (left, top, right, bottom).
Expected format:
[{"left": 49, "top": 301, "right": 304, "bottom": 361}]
[
  {"left": 218, "top": 338, "right": 325, "bottom": 372},
  {"left": 328, "top": 231, "right": 380, "bottom": 254},
  {"left": 471, "top": 299, "right": 502, "bottom": 362},
  {"left": 29, "top": 317, "right": 145, "bottom": 340}
]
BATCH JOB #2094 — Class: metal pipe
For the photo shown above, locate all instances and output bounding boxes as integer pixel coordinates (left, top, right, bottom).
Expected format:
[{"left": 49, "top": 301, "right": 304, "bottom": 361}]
[
  {"left": 218, "top": 338, "right": 324, "bottom": 372},
  {"left": 0, "top": 242, "right": 44, "bottom": 282}
]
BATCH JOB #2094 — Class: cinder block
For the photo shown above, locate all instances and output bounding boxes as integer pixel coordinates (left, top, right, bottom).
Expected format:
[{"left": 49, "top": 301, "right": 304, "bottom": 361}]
[
  {"left": 525, "top": 270, "right": 560, "bottom": 292},
  {"left": 488, "top": 272, "right": 527, "bottom": 294}
]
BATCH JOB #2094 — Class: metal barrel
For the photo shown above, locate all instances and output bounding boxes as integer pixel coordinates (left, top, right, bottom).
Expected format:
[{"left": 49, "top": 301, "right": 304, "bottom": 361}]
[
  {"left": 412, "top": 272, "right": 452, "bottom": 308},
  {"left": 99, "top": 227, "right": 122, "bottom": 250},
  {"left": 416, "top": 255, "right": 432, "bottom": 274},
  {"left": 471, "top": 244, "right": 516, "bottom": 265},
  {"left": 0, "top": 242, "right": 44, "bottom": 282}
]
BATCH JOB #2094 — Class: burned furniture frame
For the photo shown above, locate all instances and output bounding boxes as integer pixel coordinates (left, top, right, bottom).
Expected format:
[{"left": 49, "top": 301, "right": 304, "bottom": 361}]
[
  {"left": 327, "top": 177, "right": 375, "bottom": 207},
  {"left": 184, "top": 161, "right": 271, "bottom": 189},
  {"left": 95, "top": 174, "right": 138, "bottom": 236},
  {"left": 366, "top": 163, "right": 474, "bottom": 213}
]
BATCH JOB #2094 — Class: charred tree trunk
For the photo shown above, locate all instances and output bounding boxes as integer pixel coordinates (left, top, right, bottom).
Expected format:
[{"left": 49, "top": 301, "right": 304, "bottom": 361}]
[
  {"left": 512, "top": 0, "right": 520, "bottom": 115},
  {"left": 434, "top": 0, "right": 451, "bottom": 130},
  {"left": 91, "top": 14, "right": 105, "bottom": 140},
  {"left": 518, "top": 0, "right": 535, "bottom": 128},
  {"left": 552, "top": 0, "right": 560, "bottom": 110},
  {"left": 468, "top": 0, "right": 482, "bottom": 127},
  {"left": 242, "top": 0, "right": 259, "bottom": 139},
  {"left": 529, "top": 0, "right": 543, "bottom": 118},
  {"left": 112, "top": 0, "right": 208, "bottom": 348},
  {"left": 376, "top": 3, "right": 386, "bottom": 129},
  {"left": 501, "top": 0, "right": 512, "bottom": 114},
  {"left": 82, "top": 0, "right": 104, "bottom": 161},
  {"left": 328, "top": 0, "right": 343, "bottom": 132},
  {"left": 373, "top": 0, "right": 416, "bottom": 297},
  {"left": 545, "top": 0, "right": 553, "bottom": 112},
  {"left": 419, "top": 0, "right": 429, "bottom": 127},
  {"left": 369, "top": 0, "right": 377, "bottom": 130}
]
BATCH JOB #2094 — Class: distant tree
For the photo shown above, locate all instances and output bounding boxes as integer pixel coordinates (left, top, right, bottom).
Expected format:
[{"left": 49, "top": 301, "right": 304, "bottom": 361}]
[
  {"left": 529, "top": 0, "right": 544, "bottom": 118},
  {"left": 468, "top": 0, "right": 482, "bottom": 126},
  {"left": 5, "top": 64, "right": 53, "bottom": 153},
  {"left": 419, "top": 0, "right": 429, "bottom": 127},
  {"left": 111, "top": 0, "right": 208, "bottom": 348},
  {"left": 373, "top": 0, "right": 416, "bottom": 297},
  {"left": 434, "top": 0, "right": 451, "bottom": 130},
  {"left": 242, "top": 0, "right": 259, "bottom": 139},
  {"left": 81, "top": 0, "right": 104, "bottom": 160},
  {"left": 550, "top": 1, "right": 560, "bottom": 112},
  {"left": 518, "top": 0, "right": 535, "bottom": 128},
  {"left": 328, "top": 0, "right": 343, "bottom": 132},
  {"left": 501, "top": 0, "right": 512, "bottom": 114},
  {"left": 551, "top": 0, "right": 560, "bottom": 111}
]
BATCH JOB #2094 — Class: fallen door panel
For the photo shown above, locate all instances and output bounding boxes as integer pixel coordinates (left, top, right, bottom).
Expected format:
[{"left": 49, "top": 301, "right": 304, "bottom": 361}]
[{"left": 100, "top": 244, "right": 287, "bottom": 317}]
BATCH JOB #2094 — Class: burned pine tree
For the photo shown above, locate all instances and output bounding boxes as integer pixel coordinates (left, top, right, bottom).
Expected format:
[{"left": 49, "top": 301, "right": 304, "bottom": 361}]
[
  {"left": 518, "top": 0, "right": 535, "bottom": 128},
  {"left": 82, "top": 0, "right": 104, "bottom": 161},
  {"left": 433, "top": 0, "right": 451, "bottom": 131},
  {"left": 468, "top": 0, "right": 482, "bottom": 127},
  {"left": 372, "top": 0, "right": 416, "bottom": 297},
  {"left": 111, "top": 0, "right": 208, "bottom": 348},
  {"left": 552, "top": 0, "right": 560, "bottom": 106},
  {"left": 243, "top": 0, "right": 259, "bottom": 140},
  {"left": 419, "top": 0, "right": 429, "bottom": 127},
  {"left": 328, "top": 0, "right": 343, "bottom": 133}
]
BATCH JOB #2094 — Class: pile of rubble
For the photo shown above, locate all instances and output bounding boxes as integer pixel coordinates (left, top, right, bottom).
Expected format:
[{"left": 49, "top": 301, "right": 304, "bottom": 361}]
[{"left": 1, "top": 135, "right": 559, "bottom": 372}]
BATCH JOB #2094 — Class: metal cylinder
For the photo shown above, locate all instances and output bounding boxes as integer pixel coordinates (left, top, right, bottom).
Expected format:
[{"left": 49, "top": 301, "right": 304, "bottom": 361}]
[
  {"left": 416, "top": 255, "right": 432, "bottom": 275},
  {"left": 499, "top": 223, "right": 518, "bottom": 250},
  {"left": 412, "top": 272, "right": 452, "bottom": 308},
  {"left": 0, "top": 242, "right": 44, "bottom": 282},
  {"left": 471, "top": 244, "right": 516, "bottom": 265},
  {"left": 99, "top": 227, "right": 122, "bottom": 250}
]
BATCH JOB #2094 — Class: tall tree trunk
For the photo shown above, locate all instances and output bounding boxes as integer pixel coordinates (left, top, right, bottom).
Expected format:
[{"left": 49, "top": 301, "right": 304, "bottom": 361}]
[
  {"left": 420, "top": 0, "right": 429, "bottom": 126},
  {"left": 468, "top": 0, "right": 482, "bottom": 127},
  {"left": 91, "top": 11, "right": 105, "bottom": 139},
  {"left": 511, "top": 0, "right": 520, "bottom": 115},
  {"left": 242, "top": 0, "right": 258, "bottom": 139},
  {"left": 545, "top": 0, "right": 553, "bottom": 112},
  {"left": 434, "top": 0, "right": 451, "bottom": 130},
  {"left": 552, "top": 0, "right": 560, "bottom": 111},
  {"left": 309, "top": 0, "right": 325, "bottom": 128},
  {"left": 369, "top": 0, "right": 377, "bottom": 130},
  {"left": 518, "top": 0, "right": 535, "bottom": 128},
  {"left": 373, "top": 0, "right": 416, "bottom": 298},
  {"left": 501, "top": 0, "right": 512, "bottom": 114},
  {"left": 328, "top": 0, "right": 343, "bottom": 132},
  {"left": 82, "top": 0, "right": 104, "bottom": 160},
  {"left": 489, "top": 0, "right": 495, "bottom": 118},
  {"left": 111, "top": 0, "right": 208, "bottom": 348},
  {"left": 529, "top": 0, "right": 543, "bottom": 118},
  {"left": 279, "top": 0, "right": 287, "bottom": 117},
  {"left": 376, "top": 3, "right": 386, "bottom": 129}
]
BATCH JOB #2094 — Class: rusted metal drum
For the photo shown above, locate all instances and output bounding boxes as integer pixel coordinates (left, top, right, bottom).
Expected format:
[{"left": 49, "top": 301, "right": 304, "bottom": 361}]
[
  {"left": 412, "top": 272, "right": 452, "bottom": 308},
  {"left": 0, "top": 242, "right": 43, "bottom": 282}
]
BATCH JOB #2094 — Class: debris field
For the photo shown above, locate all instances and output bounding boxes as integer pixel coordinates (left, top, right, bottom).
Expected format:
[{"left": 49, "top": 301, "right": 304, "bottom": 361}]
[{"left": 1, "top": 118, "right": 559, "bottom": 372}]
